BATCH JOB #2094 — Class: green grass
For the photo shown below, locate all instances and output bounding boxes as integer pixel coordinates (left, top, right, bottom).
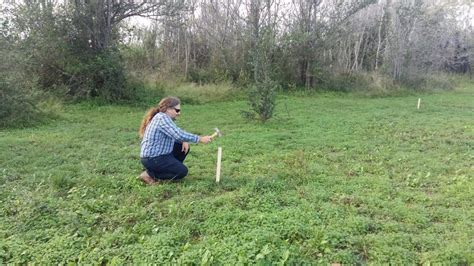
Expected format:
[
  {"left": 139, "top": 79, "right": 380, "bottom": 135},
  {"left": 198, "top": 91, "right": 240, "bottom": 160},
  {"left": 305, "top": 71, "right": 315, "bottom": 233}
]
[{"left": 1, "top": 85, "right": 473, "bottom": 264}]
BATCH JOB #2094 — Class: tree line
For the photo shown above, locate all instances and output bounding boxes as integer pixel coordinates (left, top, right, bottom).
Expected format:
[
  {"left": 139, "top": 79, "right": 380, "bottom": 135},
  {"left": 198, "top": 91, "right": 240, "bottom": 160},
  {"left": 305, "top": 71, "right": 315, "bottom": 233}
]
[
  {"left": 129, "top": 0, "right": 472, "bottom": 85},
  {"left": 1, "top": 0, "right": 472, "bottom": 126}
]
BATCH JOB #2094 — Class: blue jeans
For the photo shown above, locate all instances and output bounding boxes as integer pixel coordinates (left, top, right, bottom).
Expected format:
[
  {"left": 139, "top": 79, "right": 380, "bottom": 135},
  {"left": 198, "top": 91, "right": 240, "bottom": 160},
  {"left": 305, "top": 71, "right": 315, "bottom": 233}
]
[{"left": 141, "top": 142, "right": 189, "bottom": 181}]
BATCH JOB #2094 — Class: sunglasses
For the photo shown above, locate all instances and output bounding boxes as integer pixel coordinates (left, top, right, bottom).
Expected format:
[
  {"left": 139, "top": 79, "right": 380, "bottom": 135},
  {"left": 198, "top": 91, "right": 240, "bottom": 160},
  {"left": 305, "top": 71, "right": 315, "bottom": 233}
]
[{"left": 173, "top": 107, "right": 181, "bottom": 113}]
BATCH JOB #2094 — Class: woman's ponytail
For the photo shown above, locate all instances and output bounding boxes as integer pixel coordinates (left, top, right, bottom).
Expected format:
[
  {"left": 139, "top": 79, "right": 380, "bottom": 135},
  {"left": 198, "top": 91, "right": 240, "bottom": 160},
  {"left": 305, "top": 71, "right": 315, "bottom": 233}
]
[{"left": 139, "top": 107, "right": 160, "bottom": 138}]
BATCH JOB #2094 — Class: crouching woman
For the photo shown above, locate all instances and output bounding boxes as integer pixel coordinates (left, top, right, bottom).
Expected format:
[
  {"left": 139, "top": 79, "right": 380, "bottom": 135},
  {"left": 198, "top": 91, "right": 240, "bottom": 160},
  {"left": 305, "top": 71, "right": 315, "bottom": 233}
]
[{"left": 138, "top": 96, "right": 212, "bottom": 184}]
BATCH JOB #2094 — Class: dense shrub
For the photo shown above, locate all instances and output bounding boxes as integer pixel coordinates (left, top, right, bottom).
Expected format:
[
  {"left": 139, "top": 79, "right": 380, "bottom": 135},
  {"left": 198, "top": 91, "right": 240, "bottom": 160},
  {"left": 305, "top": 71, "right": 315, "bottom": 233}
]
[
  {"left": 243, "top": 79, "right": 278, "bottom": 122},
  {"left": 64, "top": 50, "right": 131, "bottom": 101},
  {"left": 0, "top": 75, "right": 42, "bottom": 128},
  {"left": 1, "top": 2, "right": 134, "bottom": 105},
  {"left": 121, "top": 46, "right": 149, "bottom": 72}
]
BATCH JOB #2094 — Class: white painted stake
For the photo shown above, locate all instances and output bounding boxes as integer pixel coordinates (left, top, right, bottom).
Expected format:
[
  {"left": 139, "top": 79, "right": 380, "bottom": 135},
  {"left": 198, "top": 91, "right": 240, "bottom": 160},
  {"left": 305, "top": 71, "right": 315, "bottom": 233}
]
[
  {"left": 417, "top": 98, "right": 421, "bottom": 109},
  {"left": 216, "top": 147, "right": 222, "bottom": 183}
]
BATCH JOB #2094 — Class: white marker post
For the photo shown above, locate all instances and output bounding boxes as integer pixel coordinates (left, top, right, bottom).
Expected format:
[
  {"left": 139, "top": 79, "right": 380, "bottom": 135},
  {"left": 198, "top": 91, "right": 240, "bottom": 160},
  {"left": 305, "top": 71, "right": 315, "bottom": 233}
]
[
  {"left": 216, "top": 147, "right": 222, "bottom": 183},
  {"left": 417, "top": 98, "right": 421, "bottom": 109}
]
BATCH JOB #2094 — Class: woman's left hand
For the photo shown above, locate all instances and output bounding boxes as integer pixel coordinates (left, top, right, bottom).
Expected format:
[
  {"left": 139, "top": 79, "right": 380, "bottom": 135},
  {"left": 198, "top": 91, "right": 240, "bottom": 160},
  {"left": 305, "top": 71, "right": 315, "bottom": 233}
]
[{"left": 182, "top": 142, "right": 190, "bottom": 153}]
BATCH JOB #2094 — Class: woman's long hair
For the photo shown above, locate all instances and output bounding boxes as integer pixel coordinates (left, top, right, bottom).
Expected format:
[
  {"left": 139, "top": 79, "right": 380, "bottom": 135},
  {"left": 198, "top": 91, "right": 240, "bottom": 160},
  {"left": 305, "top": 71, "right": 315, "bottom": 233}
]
[{"left": 139, "top": 96, "right": 181, "bottom": 138}]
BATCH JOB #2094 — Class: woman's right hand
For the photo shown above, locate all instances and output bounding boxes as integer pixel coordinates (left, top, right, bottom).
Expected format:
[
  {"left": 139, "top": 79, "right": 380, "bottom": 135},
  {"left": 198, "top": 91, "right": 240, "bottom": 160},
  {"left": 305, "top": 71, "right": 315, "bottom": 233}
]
[{"left": 199, "top": 136, "right": 212, "bottom": 144}]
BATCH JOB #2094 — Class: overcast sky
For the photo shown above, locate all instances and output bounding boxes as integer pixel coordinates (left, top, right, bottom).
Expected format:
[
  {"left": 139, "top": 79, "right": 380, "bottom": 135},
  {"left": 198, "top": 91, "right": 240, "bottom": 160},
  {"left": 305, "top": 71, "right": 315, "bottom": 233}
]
[{"left": 125, "top": 1, "right": 473, "bottom": 30}]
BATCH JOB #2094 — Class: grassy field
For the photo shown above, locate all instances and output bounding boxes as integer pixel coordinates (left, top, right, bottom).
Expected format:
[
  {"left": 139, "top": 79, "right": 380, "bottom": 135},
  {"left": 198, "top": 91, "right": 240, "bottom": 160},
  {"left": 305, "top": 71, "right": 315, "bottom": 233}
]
[{"left": 1, "top": 85, "right": 473, "bottom": 264}]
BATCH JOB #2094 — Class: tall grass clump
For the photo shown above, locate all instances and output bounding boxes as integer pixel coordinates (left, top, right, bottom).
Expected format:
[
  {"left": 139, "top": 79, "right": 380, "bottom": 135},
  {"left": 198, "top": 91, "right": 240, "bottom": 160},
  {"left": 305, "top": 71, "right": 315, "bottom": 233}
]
[
  {"left": 169, "top": 82, "right": 239, "bottom": 104},
  {"left": 422, "top": 73, "right": 458, "bottom": 91},
  {"left": 132, "top": 73, "right": 240, "bottom": 105},
  {"left": 314, "top": 71, "right": 462, "bottom": 97}
]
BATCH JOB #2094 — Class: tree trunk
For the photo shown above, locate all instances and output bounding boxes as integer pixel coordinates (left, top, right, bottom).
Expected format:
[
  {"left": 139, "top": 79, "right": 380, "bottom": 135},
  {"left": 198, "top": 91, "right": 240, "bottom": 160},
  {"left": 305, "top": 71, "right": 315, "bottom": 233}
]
[
  {"left": 375, "top": 3, "right": 386, "bottom": 70},
  {"left": 305, "top": 60, "right": 311, "bottom": 89},
  {"left": 185, "top": 30, "right": 189, "bottom": 79},
  {"left": 352, "top": 30, "right": 364, "bottom": 72}
]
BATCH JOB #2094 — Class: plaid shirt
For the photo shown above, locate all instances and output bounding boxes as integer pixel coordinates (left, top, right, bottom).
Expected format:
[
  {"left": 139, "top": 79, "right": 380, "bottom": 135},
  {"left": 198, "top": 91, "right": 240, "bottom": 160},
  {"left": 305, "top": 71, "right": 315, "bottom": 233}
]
[{"left": 140, "top": 112, "right": 200, "bottom": 158}]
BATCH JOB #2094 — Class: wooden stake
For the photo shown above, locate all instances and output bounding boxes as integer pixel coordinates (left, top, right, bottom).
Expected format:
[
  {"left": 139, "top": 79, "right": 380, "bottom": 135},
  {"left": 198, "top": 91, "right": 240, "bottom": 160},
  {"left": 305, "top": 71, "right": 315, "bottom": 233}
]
[
  {"left": 417, "top": 98, "right": 421, "bottom": 109},
  {"left": 216, "top": 147, "right": 222, "bottom": 183}
]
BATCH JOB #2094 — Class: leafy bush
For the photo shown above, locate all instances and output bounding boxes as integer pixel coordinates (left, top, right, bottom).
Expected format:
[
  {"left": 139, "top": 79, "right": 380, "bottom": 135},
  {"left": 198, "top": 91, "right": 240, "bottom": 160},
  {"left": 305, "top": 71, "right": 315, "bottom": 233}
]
[
  {"left": 243, "top": 79, "right": 278, "bottom": 122},
  {"left": 121, "top": 46, "right": 149, "bottom": 72},
  {"left": 62, "top": 50, "right": 132, "bottom": 102},
  {"left": 0, "top": 75, "right": 42, "bottom": 128},
  {"left": 2, "top": 2, "right": 136, "bottom": 104},
  {"left": 187, "top": 68, "right": 215, "bottom": 84},
  {"left": 126, "top": 77, "right": 165, "bottom": 106}
]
